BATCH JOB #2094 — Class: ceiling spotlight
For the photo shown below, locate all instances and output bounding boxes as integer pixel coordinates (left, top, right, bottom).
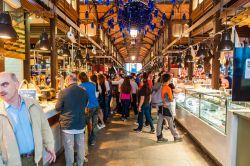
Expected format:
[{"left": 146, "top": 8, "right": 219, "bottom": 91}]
[
  {"left": 62, "top": 43, "right": 70, "bottom": 57},
  {"left": 39, "top": 32, "right": 50, "bottom": 50},
  {"left": 196, "top": 43, "right": 207, "bottom": 58},
  {"left": 0, "top": 12, "right": 18, "bottom": 40},
  {"left": 219, "top": 31, "right": 233, "bottom": 51},
  {"left": 131, "top": 56, "right": 135, "bottom": 61},
  {"left": 130, "top": 29, "right": 138, "bottom": 38}
]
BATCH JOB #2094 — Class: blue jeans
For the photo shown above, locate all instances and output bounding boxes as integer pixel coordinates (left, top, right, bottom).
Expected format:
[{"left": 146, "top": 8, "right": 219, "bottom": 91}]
[
  {"left": 138, "top": 104, "right": 154, "bottom": 130},
  {"left": 62, "top": 132, "right": 85, "bottom": 166},
  {"left": 105, "top": 94, "right": 112, "bottom": 118},
  {"left": 121, "top": 99, "right": 130, "bottom": 119},
  {"left": 88, "top": 108, "right": 98, "bottom": 144}
]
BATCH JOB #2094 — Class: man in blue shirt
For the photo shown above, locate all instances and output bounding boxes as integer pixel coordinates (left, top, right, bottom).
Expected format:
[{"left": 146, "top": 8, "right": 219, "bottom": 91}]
[
  {"left": 0, "top": 72, "right": 56, "bottom": 165},
  {"left": 4, "top": 99, "right": 35, "bottom": 155}
]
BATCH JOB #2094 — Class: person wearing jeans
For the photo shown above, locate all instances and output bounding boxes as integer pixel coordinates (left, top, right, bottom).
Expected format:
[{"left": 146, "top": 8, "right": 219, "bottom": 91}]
[
  {"left": 56, "top": 74, "right": 88, "bottom": 166},
  {"left": 120, "top": 76, "right": 132, "bottom": 120},
  {"left": 62, "top": 132, "right": 85, "bottom": 166},
  {"left": 134, "top": 79, "right": 155, "bottom": 133},
  {"left": 121, "top": 99, "right": 131, "bottom": 119}
]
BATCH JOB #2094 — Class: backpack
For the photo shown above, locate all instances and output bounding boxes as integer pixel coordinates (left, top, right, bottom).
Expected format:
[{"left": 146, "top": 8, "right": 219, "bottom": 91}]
[{"left": 151, "top": 84, "right": 163, "bottom": 106}]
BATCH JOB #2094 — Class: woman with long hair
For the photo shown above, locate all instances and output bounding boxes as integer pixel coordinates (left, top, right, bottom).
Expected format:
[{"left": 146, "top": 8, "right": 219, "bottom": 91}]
[
  {"left": 134, "top": 79, "right": 155, "bottom": 133},
  {"left": 120, "top": 76, "right": 132, "bottom": 121},
  {"left": 90, "top": 74, "right": 105, "bottom": 129}
]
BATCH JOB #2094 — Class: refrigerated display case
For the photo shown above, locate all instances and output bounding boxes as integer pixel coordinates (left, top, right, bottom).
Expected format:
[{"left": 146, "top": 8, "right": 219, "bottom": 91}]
[
  {"left": 175, "top": 88, "right": 250, "bottom": 165},
  {"left": 176, "top": 89, "right": 227, "bottom": 133}
]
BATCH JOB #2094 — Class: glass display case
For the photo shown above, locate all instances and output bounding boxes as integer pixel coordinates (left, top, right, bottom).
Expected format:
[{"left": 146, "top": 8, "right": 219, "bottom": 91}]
[
  {"left": 176, "top": 89, "right": 228, "bottom": 133},
  {"left": 176, "top": 88, "right": 250, "bottom": 134}
]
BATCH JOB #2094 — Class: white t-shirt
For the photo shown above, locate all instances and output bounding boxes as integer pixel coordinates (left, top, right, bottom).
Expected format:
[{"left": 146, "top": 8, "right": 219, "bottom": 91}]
[{"left": 131, "top": 80, "right": 138, "bottom": 94}]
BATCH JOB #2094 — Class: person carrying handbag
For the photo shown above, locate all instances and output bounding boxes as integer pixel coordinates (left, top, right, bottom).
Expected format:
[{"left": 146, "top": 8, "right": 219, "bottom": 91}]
[{"left": 156, "top": 73, "right": 182, "bottom": 143}]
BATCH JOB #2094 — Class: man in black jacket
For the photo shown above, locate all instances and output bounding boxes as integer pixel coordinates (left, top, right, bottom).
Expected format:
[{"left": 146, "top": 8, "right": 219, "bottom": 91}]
[{"left": 55, "top": 73, "right": 88, "bottom": 166}]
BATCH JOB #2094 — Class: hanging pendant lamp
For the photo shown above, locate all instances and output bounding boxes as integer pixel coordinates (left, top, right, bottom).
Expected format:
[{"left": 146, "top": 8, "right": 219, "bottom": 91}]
[
  {"left": 62, "top": 43, "right": 70, "bottom": 57},
  {"left": 39, "top": 32, "right": 50, "bottom": 50},
  {"left": 75, "top": 49, "right": 83, "bottom": 60},
  {"left": 219, "top": 31, "right": 233, "bottom": 51},
  {"left": 196, "top": 43, "right": 207, "bottom": 58},
  {"left": 0, "top": 12, "right": 18, "bottom": 40}
]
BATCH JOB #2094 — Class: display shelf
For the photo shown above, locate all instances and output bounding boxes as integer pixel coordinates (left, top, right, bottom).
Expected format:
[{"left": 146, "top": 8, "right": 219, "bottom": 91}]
[
  {"left": 176, "top": 89, "right": 227, "bottom": 133},
  {"left": 176, "top": 88, "right": 250, "bottom": 134}
]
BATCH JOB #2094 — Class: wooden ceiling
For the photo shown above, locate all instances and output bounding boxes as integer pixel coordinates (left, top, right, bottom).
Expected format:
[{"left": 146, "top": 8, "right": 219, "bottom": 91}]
[{"left": 80, "top": 1, "right": 189, "bottom": 62}]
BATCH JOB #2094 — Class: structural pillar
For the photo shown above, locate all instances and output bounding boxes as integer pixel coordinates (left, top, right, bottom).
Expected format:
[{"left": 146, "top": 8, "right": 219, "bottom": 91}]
[
  {"left": 0, "top": 0, "right": 4, "bottom": 72},
  {"left": 212, "top": 11, "right": 221, "bottom": 89},
  {"left": 188, "top": 62, "right": 193, "bottom": 80},
  {"left": 0, "top": 41, "right": 4, "bottom": 72},
  {"left": 24, "top": 11, "right": 31, "bottom": 82},
  {"left": 167, "top": 22, "right": 172, "bottom": 72},
  {"left": 50, "top": 16, "right": 58, "bottom": 90}
]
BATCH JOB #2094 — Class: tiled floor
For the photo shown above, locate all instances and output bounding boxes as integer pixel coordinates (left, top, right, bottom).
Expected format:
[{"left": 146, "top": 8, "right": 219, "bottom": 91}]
[{"left": 53, "top": 110, "right": 216, "bottom": 166}]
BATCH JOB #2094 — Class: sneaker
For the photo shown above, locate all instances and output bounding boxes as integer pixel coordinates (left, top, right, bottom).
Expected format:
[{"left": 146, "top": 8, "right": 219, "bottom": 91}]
[
  {"left": 97, "top": 124, "right": 102, "bottom": 130},
  {"left": 174, "top": 136, "right": 183, "bottom": 142},
  {"left": 121, "top": 117, "right": 125, "bottom": 121},
  {"left": 133, "top": 128, "right": 142, "bottom": 133},
  {"left": 100, "top": 124, "right": 106, "bottom": 129},
  {"left": 157, "top": 137, "right": 168, "bottom": 143},
  {"left": 123, "top": 118, "right": 127, "bottom": 122},
  {"left": 150, "top": 128, "right": 155, "bottom": 134}
]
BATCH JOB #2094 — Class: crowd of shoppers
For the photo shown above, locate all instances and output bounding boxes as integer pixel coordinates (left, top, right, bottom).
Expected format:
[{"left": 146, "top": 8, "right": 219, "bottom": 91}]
[{"left": 0, "top": 69, "right": 182, "bottom": 166}]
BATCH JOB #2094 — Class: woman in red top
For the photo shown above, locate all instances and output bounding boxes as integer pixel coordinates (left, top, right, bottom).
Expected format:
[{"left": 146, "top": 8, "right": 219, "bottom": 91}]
[{"left": 120, "top": 77, "right": 132, "bottom": 121}]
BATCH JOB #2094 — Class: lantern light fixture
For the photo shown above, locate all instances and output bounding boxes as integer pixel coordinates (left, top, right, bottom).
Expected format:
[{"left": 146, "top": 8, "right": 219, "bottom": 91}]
[
  {"left": 0, "top": 12, "right": 18, "bottom": 40},
  {"left": 62, "top": 43, "right": 70, "bottom": 57},
  {"left": 39, "top": 32, "right": 50, "bottom": 50},
  {"left": 219, "top": 31, "right": 233, "bottom": 51}
]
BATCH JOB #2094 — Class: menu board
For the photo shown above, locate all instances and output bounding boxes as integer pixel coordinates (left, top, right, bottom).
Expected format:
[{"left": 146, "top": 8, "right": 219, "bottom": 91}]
[{"left": 232, "top": 47, "right": 250, "bottom": 101}]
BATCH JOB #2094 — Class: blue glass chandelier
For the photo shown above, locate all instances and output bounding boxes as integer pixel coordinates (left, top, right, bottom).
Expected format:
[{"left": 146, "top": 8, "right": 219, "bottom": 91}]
[
  {"left": 119, "top": 1, "right": 152, "bottom": 32},
  {"left": 103, "top": 0, "right": 167, "bottom": 37}
]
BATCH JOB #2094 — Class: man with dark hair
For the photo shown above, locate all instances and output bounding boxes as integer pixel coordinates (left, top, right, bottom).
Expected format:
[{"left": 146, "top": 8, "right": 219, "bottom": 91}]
[
  {"left": 156, "top": 73, "right": 182, "bottom": 142},
  {"left": 0, "top": 72, "right": 55, "bottom": 165},
  {"left": 56, "top": 73, "right": 88, "bottom": 166}
]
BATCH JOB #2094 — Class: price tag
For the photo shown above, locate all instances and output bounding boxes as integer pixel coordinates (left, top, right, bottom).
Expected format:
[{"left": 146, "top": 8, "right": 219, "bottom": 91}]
[{"left": 19, "top": 89, "right": 37, "bottom": 100}]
